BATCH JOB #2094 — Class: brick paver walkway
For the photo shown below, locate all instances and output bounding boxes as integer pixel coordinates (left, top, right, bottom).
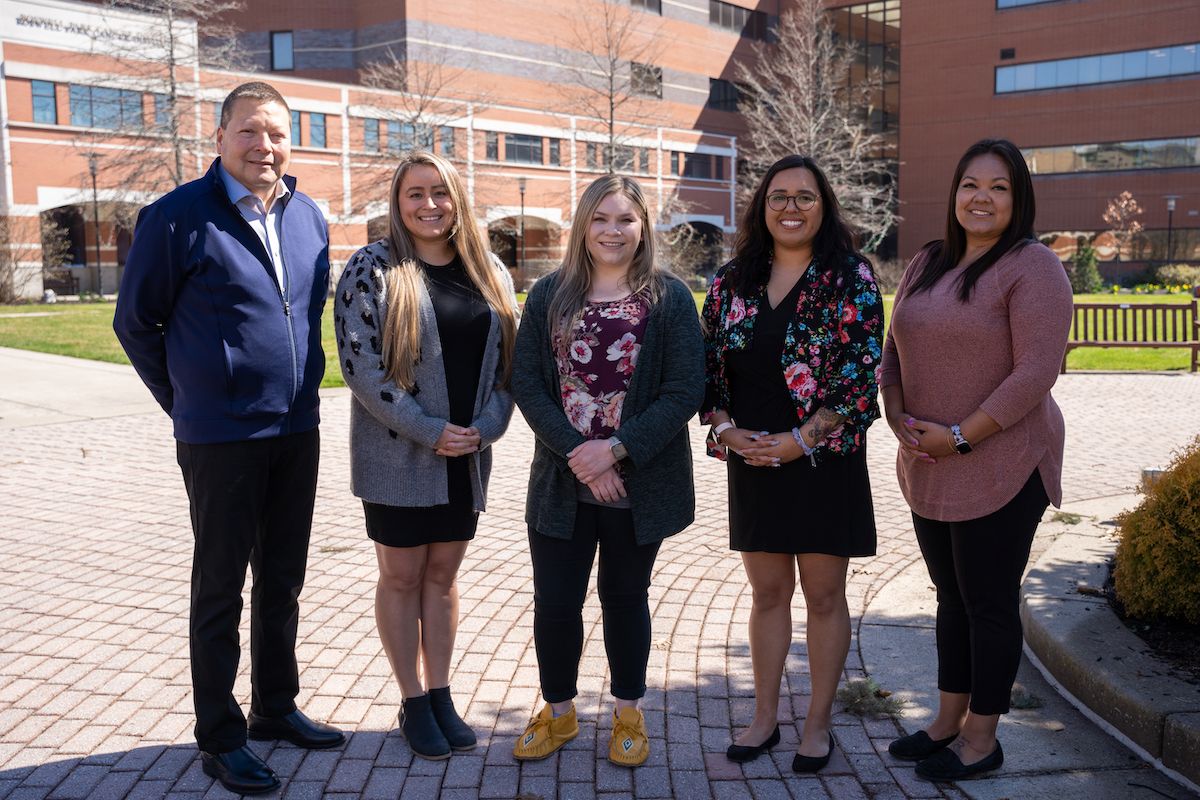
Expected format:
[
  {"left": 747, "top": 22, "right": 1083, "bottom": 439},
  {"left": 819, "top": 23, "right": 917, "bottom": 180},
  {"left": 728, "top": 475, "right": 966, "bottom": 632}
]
[{"left": 1, "top": 372, "right": 1198, "bottom": 799}]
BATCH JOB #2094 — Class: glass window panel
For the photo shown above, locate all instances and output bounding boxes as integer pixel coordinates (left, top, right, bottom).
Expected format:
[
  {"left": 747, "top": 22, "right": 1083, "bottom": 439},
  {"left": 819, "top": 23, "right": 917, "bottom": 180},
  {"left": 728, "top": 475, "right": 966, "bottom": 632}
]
[
  {"left": 1034, "top": 61, "right": 1057, "bottom": 88},
  {"left": 271, "top": 32, "right": 294, "bottom": 71},
  {"left": 1146, "top": 48, "right": 1171, "bottom": 77},
  {"left": 1169, "top": 44, "right": 1197, "bottom": 75},
  {"left": 439, "top": 126, "right": 455, "bottom": 157},
  {"left": 1012, "top": 64, "right": 1036, "bottom": 91},
  {"left": 32, "top": 80, "right": 57, "bottom": 124},
  {"left": 1055, "top": 58, "right": 1079, "bottom": 87},
  {"left": 995, "top": 67, "right": 1015, "bottom": 93},
  {"left": 364, "top": 118, "right": 378, "bottom": 151},
  {"left": 153, "top": 93, "right": 169, "bottom": 128},
  {"left": 485, "top": 131, "right": 498, "bottom": 159},
  {"left": 92, "top": 87, "right": 120, "bottom": 129},
  {"left": 290, "top": 109, "right": 301, "bottom": 143},
  {"left": 1076, "top": 55, "right": 1101, "bottom": 84},
  {"left": 120, "top": 90, "right": 142, "bottom": 128},
  {"left": 1098, "top": 53, "right": 1123, "bottom": 82},
  {"left": 69, "top": 85, "right": 90, "bottom": 126},
  {"left": 309, "top": 113, "right": 325, "bottom": 148},
  {"left": 1121, "top": 50, "right": 1147, "bottom": 80}
]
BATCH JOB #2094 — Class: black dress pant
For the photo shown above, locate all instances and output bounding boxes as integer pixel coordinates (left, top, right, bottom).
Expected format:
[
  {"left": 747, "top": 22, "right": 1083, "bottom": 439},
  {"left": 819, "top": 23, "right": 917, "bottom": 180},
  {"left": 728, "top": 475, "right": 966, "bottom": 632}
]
[
  {"left": 911, "top": 470, "right": 1049, "bottom": 715},
  {"left": 175, "top": 428, "right": 319, "bottom": 753},
  {"left": 528, "top": 503, "right": 661, "bottom": 703}
]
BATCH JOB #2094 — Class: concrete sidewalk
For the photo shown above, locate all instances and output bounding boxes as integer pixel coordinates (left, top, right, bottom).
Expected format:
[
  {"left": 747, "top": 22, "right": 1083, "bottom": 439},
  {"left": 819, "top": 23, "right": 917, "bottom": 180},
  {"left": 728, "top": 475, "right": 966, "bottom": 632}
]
[{"left": 1, "top": 349, "right": 1198, "bottom": 799}]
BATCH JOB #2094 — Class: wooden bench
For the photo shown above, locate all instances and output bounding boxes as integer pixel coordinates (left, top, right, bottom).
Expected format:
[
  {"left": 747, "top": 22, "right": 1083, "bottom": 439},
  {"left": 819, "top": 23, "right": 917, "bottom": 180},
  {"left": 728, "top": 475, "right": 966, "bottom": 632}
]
[{"left": 1062, "top": 297, "right": 1199, "bottom": 373}]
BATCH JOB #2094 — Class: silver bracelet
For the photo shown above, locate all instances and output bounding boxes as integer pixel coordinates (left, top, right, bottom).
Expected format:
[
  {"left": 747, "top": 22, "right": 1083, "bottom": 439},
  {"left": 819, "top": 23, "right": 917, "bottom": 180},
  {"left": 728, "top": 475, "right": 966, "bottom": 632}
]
[{"left": 792, "top": 427, "right": 817, "bottom": 467}]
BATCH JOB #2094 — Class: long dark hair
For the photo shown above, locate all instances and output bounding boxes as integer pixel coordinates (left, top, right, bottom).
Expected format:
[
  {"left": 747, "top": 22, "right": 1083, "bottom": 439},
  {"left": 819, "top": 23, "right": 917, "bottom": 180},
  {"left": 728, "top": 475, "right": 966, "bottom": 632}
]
[
  {"left": 728, "top": 154, "right": 859, "bottom": 295},
  {"left": 908, "top": 138, "right": 1037, "bottom": 301}
]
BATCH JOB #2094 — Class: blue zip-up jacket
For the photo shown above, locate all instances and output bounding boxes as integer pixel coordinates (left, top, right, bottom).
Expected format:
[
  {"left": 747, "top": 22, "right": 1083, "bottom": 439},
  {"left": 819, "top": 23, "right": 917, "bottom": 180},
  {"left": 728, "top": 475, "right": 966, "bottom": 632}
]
[{"left": 114, "top": 159, "right": 330, "bottom": 444}]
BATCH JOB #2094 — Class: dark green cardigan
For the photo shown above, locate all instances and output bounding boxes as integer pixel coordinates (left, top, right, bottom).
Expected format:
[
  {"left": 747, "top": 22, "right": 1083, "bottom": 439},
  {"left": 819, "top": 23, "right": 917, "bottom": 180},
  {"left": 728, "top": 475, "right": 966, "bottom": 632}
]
[{"left": 511, "top": 271, "right": 705, "bottom": 545}]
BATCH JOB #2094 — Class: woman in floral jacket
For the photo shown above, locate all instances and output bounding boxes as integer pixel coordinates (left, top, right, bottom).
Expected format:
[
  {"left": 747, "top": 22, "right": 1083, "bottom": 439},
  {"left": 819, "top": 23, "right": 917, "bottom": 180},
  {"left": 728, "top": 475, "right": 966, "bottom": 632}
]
[{"left": 702, "top": 154, "right": 883, "bottom": 773}]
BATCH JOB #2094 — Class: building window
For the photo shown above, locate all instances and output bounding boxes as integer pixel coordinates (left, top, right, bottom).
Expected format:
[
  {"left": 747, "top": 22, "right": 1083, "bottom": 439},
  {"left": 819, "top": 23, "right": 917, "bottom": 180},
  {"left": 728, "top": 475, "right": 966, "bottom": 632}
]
[
  {"left": 506, "top": 133, "right": 543, "bottom": 164},
  {"left": 639, "top": 148, "right": 650, "bottom": 173},
  {"left": 69, "top": 85, "right": 143, "bottom": 130},
  {"left": 213, "top": 102, "right": 222, "bottom": 131},
  {"left": 996, "top": 42, "right": 1200, "bottom": 93},
  {"left": 997, "top": 0, "right": 1059, "bottom": 6},
  {"left": 631, "top": 62, "right": 663, "bottom": 98},
  {"left": 152, "top": 93, "right": 171, "bottom": 128},
  {"left": 682, "top": 153, "right": 715, "bottom": 179},
  {"left": 290, "top": 109, "right": 302, "bottom": 143},
  {"left": 709, "top": 0, "right": 767, "bottom": 41},
  {"left": 707, "top": 78, "right": 740, "bottom": 112},
  {"left": 386, "top": 121, "right": 432, "bottom": 152},
  {"left": 439, "top": 126, "right": 455, "bottom": 157},
  {"left": 309, "top": 113, "right": 326, "bottom": 148},
  {"left": 32, "top": 80, "right": 57, "bottom": 124},
  {"left": 1023, "top": 137, "right": 1200, "bottom": 175},
  {"left": 548, "top": 139, "right": 561, "bottom": 166},
  {"left": 271, "top": 31, "right": 294, "bottom": 71},
  {"left": 629, "top": 0, "right": 661, "bottom": 12},
  {"left": 669, "top": 151, "right": 679, "bottom": 175},
  {"left": 364, "top": 118, "right": 380, "bottom": 151}
]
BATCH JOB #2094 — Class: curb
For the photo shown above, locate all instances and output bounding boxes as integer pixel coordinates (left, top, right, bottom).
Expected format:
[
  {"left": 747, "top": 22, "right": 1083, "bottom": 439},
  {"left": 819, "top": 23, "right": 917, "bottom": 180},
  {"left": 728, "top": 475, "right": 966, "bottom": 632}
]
[{"left": 1020, "top": 496, "right": 1200, "bottom": 790}]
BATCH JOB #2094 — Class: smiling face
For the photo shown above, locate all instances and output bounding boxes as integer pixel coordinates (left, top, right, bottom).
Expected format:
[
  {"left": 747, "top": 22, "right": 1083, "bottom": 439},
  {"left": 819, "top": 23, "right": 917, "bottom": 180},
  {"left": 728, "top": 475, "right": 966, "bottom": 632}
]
[
  {"left": 215, "top": 99, "right": 291, "bottom": 202},
  {"left": 586, "top": 191, "right": 643, "bottom": 274},
  {"left": 764, "top": 167, "right": 823, "bottom": 254},
  {"left": 955, "top": 153, "right": 1014, "bottom": 248},
  {"left": 397, "top": 164, "right": 456, "bottom": 249}
]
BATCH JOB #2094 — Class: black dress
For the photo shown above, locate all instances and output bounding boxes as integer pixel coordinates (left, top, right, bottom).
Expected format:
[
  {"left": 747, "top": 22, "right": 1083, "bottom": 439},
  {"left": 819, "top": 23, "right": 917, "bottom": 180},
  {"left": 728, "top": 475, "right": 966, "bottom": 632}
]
[
  {"left": 725, "top": 277, "right": 876, "bottom": 556},
  {"left": 363, "top": 256, "right": 492, "bottom": 547}
]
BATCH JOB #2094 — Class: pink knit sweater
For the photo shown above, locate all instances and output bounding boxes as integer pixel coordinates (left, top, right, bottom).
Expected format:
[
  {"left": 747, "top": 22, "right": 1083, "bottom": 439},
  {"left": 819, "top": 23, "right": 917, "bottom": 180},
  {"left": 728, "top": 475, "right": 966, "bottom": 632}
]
[{"left": 879, "top": 242, "right": 1073, "bottom": 522}]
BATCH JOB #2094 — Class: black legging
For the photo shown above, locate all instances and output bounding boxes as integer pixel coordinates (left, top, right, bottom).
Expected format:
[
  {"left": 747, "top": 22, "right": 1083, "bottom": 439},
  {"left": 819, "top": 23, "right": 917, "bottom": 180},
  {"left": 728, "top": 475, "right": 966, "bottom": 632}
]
[
  {"left": 911, "top": 470, "right": 1049, "bottom": 715},
  {"left": 528, "top": 503, "right": 662, "bottom": 703}
]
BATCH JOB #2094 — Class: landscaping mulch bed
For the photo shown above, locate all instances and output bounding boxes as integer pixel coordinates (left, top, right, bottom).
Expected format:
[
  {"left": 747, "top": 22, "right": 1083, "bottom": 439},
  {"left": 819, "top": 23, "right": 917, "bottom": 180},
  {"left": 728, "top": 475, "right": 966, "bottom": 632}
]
[{"left": 1104, "top": 561, "right": 1200, "bottom": 686}]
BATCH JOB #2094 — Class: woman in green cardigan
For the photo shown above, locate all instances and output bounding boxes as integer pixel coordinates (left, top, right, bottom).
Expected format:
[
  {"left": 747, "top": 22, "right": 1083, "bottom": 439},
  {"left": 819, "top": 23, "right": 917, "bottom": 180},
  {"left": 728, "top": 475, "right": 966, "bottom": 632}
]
[{"left": 509, "top": 175, "right": 705, "bottom": 768}]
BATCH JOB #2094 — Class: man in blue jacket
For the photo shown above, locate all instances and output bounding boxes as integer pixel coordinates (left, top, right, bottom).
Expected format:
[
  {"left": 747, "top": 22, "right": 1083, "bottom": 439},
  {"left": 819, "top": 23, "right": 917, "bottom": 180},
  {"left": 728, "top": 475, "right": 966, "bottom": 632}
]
[{"left": 114, "top": 81, "right": 342, "bottom": 795}]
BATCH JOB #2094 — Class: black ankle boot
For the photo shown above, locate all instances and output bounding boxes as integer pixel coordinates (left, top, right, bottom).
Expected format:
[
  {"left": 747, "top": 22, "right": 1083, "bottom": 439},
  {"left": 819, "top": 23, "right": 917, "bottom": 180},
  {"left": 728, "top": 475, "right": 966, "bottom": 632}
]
[
  {"left": 429, "top": 686, "right": 477, "bottom": 751},
  {"left": 399, "top": 694, "right": 451, "bottom": 760}
]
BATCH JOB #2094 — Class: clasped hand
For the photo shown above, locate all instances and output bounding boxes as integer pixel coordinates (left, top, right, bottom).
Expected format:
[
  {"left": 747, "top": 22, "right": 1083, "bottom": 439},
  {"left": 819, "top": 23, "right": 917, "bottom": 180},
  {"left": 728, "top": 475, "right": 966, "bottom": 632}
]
[
  {"left": 885, "top": 412, "right": 952, "bottom": 463},
  {"left": 434, "top": 423, "right": 480, "bottom": 457},
  {"left": 566, "top": 439, "right": 627, "bottom": 503},
  {"left": 723, "top": 426, "right": 805, "bottom": 467}
]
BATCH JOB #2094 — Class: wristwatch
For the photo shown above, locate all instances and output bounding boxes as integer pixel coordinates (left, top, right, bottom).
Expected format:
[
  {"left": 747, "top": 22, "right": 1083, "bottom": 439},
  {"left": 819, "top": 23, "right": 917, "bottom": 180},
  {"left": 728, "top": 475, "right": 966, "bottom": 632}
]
[
  {"left": 949, "top": 424, "right": 973, "bottom": 455},
  {"left": 609, "top": 437, "right": 628, "bottom": 462}
]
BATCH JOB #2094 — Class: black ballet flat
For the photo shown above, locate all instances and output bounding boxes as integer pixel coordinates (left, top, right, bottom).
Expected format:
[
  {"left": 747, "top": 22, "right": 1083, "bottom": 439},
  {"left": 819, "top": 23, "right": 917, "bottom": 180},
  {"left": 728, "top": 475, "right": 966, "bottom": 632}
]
[
  {"left": 726, "top": 725, "right": 780, "bottom": 763},
  {"left": 915, "top": 740, "right": 1004, "bottom": 782},
  {"left": 791, "top": 731, "right": 835, "bottom": 773},
  {"left": 888, "top": 729, "right": 957, "bottom": 761}
]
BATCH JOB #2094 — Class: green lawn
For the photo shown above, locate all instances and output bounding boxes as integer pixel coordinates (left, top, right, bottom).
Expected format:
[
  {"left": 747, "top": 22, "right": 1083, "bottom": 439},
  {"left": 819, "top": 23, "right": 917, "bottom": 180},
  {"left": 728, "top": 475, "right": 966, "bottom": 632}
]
[{"left": 0, "top": 291, "right": 1194, "bottom": 388}]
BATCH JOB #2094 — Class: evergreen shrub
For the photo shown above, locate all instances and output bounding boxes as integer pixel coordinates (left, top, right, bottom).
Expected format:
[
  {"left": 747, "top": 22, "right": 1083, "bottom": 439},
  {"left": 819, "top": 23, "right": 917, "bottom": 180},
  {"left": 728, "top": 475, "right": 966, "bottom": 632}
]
[{"left": 1114, "top": 436, "right": 1200, "bottom": 624}]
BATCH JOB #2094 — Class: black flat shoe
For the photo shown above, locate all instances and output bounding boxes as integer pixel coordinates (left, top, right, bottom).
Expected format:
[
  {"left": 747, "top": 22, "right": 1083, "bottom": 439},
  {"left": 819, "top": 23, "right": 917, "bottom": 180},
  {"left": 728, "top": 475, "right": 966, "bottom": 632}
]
[
  {"left": 248, "top": 709, "right": 345, "bottom": 749},
  {"left": 791, "top": 731, "right": 835, "bottom": 773},
  {"left": 430, "top": 686, "right": 477, "bottom": 751},
  {"left": 726, "top": 725, "right": 780, "bottom": 763},
  {"left": 399, "top": 694, "right": 451, "bottom": 761},
  {"left": 888, "top": 729, "right": 957, "bottom": 761},
  {"left": 201, "top": 746, "right": 280, "bottom": 795},
  {"left": 915, "top": 740, "right": 1004, "bottom": 782}
]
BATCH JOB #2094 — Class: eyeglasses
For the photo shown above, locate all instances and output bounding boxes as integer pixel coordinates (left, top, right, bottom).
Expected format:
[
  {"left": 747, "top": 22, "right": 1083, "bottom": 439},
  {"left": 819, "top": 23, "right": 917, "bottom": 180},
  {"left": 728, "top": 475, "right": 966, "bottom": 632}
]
[{"left": 766, "top": 192, "right": 819, "bottom": 212}]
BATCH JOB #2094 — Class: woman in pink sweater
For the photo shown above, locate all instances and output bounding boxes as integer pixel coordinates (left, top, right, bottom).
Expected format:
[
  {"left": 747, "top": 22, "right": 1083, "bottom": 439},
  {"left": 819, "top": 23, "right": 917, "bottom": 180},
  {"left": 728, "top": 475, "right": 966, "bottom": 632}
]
[{"left": 879, "top": 139, "right": 1072, "bottom": 782}]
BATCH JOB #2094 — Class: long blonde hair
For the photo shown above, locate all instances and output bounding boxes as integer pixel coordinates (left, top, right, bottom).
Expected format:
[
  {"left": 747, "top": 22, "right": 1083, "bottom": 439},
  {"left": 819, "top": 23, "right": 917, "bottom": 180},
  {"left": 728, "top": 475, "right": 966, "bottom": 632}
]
[
  {"left": 547, "top": 175, "right": 666, "bottom": 346},
  {"left": 381, "top": 151, "right": 516, "bottom": 391}
]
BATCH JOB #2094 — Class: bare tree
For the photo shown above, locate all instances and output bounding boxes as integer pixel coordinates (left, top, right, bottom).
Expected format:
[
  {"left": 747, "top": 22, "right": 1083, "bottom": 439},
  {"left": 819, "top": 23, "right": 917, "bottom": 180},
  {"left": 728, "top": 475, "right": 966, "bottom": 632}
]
[
  {"left": 557, "top": 0, "right": 663, "bottom": 173},
  {"left": 734, "top": 0, "right": 897, "bottom": 252},
  {"left": 1102, "top": 191, "right": 1145, "bottom": 262},
  {"left": 0, "top": 216, "right": 69, "bottom": 303},
  {"left": 74, "top": 0, "right": 247, "bottom": 204}
]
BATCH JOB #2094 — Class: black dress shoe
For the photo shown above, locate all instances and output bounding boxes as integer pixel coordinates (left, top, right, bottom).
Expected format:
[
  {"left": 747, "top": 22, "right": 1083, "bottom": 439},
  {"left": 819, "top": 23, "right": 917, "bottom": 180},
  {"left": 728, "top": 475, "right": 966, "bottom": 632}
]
[
  {"left": 888, "top": 729, "right": 958, "bottom": 761},
  {"left": 915, "top": 740, "right": 1004, "bottom": 782},
  {"left": 792, "top": 731, "right": 835, "bottom": 773},
  {"left": 201, "top": 746, "right": 280, "bottom": 795},
  {"left": 726, "top": 725, "right": 780, "bottom": 763},
  {"left": 248, "top": 709, "right": 345, "bottom": 749}
]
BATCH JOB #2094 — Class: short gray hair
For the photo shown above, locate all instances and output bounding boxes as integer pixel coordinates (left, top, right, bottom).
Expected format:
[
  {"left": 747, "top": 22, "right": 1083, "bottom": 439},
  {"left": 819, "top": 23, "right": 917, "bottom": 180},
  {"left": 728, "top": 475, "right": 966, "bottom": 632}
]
[{"left": 219, "top": 82, "right": 290, "bottom": 128}]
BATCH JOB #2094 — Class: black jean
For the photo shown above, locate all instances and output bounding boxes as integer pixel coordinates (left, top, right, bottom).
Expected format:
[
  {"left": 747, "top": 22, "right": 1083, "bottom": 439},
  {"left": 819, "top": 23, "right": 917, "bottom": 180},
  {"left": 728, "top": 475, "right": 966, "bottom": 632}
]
[
  {"left": 911, "top": 470, "right": 1049, "bottom": 715},
  {"left": 176, "top": 428, "right": 319, "bottom": 753},
  {"left": 528, "top": 503, "right": 662, "bottom": 703}
]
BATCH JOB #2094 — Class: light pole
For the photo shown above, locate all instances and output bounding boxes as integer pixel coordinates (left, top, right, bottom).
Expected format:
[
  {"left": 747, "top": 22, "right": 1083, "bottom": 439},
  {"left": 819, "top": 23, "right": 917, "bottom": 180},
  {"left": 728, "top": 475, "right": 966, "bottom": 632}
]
[
  {"left": 85, "top": 152, "right": 102, "bottom": 294},
  {"left": 518, "top": 177, "right": 527, "bottom": 273},
  {"left": 1165, "top": 195, "right": 1179, "bottom": 265}
]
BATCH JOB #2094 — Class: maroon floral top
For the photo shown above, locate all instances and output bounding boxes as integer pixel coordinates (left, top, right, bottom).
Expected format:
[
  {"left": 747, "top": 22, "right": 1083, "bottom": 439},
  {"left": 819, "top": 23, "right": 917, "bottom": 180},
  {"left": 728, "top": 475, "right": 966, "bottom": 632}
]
[{"left": 554, "top": 294, "right": 649, "bottom": 439}]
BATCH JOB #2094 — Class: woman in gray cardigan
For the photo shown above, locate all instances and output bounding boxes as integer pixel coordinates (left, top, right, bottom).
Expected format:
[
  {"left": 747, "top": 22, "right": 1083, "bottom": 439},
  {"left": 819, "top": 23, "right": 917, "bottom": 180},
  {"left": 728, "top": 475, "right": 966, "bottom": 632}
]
[
  {"left": 334, "top": 152, "right": 518, "bottom": 761},
  {"left": 509, "top": 175, "right": 704, "bottom": 768}
]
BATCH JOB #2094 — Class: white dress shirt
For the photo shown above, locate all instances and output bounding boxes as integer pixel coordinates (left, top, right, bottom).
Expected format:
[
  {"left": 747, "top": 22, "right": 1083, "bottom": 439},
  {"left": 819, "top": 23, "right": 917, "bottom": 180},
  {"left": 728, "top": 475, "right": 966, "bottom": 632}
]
[{"left": 218, "top": 163, "right": 291, "bottom": 292}]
